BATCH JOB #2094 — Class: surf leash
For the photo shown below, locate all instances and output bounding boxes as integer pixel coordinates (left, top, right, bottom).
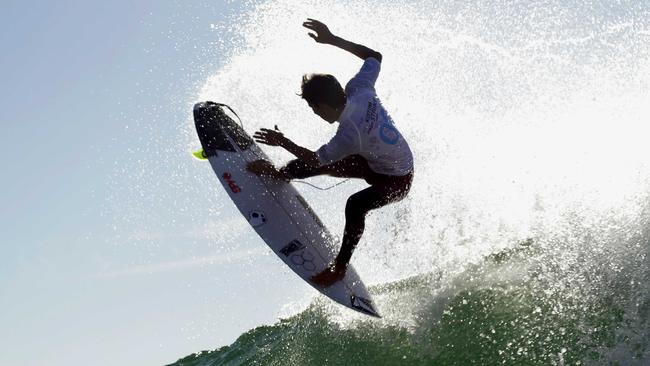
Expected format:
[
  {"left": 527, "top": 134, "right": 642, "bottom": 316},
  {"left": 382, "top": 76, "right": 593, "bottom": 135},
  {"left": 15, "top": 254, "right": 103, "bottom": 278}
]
[
  {"left": 293, "top": 178, "right": 352, "bottom": 191},
  {"left": 214, "top": 102, "right": 244, "bottom": 129}
]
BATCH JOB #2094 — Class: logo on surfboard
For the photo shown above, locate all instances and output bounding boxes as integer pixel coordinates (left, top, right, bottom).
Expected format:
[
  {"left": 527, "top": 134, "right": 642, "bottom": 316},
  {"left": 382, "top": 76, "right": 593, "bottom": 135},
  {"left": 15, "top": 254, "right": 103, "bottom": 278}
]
[
  {"left": 350, "top": 295, "right": 378, "bottom": 316},
  {"left": 248, "top": 210, "right": 267, "bottom": 227},
  {"left": 222, "top": 172, "right": 241, "bottom": 193},
  {"left": 280, "top": 239, "right": 305, "bottom": 256},
  {"left": 280, "top": 240, "right": 315, "bottom": 271},
  {"left": 290, "top": 250, "right": 315, "bottom": 271}
]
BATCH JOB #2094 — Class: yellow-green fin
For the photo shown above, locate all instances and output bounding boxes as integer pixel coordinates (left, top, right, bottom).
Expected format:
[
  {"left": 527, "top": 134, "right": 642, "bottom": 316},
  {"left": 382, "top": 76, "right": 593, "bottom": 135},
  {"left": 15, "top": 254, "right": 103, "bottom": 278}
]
[{"left": 191, "top": 148, "right": 208, "bottom": 160}]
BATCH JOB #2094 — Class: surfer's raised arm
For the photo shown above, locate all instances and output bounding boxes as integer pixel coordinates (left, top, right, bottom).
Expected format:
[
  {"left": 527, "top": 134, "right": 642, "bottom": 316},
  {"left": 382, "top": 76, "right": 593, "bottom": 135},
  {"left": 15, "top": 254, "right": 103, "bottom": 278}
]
[{"left": 303, "top": 19, "right": 382, "bottom": 62}]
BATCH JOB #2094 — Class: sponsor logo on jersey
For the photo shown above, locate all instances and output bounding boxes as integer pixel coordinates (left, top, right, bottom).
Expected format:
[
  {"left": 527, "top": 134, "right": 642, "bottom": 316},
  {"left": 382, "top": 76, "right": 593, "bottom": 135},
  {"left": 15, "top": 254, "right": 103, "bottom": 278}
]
[
  {"left": 364, "top": 99, "right": 378, "bottom": 133},
  {"left": 379, "top": 123, "right": 400, "bottom": 145}
]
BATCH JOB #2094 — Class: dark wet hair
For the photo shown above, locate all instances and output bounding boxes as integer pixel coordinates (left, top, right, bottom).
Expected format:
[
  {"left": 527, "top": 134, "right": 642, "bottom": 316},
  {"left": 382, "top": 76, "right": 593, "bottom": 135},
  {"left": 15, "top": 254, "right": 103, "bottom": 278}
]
[{"left": 300, "top": 73, "right": 346, "bottom": 109}]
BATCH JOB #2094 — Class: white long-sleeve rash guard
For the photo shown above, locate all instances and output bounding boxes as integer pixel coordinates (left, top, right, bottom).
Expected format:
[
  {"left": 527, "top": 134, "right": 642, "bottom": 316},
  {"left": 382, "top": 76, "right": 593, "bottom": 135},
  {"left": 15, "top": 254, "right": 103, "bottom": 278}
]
[{"left": 316, "top": 57, "right": 414, "bottom": 176}]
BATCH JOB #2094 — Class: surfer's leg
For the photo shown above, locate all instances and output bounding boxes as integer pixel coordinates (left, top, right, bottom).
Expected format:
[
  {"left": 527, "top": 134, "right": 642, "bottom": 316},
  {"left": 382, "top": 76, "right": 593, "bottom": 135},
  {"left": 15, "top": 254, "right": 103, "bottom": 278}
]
[
  {"left": 336, "top": 172, "right": 414, "bottom": 266},
  {"left": 336, "top": 187, "right": 389, "bottom": 265}
]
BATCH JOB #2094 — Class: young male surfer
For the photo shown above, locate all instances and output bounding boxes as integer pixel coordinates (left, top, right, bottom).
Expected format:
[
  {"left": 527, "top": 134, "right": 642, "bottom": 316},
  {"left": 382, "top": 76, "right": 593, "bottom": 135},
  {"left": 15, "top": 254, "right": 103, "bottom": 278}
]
[{"left": 247, "top": 19, "right": 414, "bottom": 287}]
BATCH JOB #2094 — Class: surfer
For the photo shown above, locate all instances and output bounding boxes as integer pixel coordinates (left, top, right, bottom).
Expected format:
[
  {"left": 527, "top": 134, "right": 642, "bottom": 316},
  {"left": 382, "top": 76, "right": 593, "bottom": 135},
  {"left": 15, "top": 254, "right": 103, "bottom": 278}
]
[{"left": 247, "top": 19, "right": 414, "bottom": 287}]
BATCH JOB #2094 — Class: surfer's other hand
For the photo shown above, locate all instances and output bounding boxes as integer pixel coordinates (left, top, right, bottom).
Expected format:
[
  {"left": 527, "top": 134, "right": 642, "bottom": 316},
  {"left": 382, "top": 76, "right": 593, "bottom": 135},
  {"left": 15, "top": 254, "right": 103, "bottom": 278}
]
[
  {"left": 246, "top": 159, "right": 286, "bottom": 180},
  {"left": 253, "top": 128, "right": 286, "bottom": 147},
  {"left": 303, "top": 18, "right": 335, "bottom": 44}
]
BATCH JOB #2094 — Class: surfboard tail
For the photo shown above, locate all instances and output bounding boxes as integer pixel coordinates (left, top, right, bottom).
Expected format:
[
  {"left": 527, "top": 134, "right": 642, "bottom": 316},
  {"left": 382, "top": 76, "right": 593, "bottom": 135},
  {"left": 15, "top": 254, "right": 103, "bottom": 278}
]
[{"left": 351, "top": 295, "right": 381, "bottom": 318}]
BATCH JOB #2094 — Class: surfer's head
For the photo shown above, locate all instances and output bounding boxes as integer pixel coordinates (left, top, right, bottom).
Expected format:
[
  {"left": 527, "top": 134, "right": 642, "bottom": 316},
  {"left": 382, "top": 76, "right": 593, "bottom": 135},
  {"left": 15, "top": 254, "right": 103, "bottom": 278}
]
[{"left": 300, "top": 73, "right": 346, "bottom": 123}]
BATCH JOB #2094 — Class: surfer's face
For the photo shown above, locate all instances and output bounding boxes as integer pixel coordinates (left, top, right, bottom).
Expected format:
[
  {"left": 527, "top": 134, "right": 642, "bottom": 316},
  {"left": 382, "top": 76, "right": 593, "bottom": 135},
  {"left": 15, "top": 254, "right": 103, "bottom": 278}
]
[{"left": 308, "top": 102, "right": 339, "bottom": 123}]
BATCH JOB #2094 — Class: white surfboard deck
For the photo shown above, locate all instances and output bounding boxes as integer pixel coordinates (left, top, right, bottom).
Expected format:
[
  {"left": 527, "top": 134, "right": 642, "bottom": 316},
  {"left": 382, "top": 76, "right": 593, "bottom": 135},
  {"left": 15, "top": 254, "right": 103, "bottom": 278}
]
[{"left": 193, "top": 101, "right": 379, "bottom": 317}]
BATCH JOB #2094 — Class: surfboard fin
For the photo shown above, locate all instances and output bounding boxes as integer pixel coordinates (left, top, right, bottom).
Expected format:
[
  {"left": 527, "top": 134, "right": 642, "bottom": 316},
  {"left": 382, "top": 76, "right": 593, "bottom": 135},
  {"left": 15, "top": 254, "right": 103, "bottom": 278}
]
[{"left": 191, "top": 148, "right": 208, "bottom": 160}]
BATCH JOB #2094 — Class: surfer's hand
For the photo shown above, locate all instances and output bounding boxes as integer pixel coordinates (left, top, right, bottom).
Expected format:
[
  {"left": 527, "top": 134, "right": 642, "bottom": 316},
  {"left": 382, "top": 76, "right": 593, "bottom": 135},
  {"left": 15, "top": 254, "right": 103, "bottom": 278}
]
[
  {"left": 246, "top": 159, "right": 287, "bottom": 180},
  {"left": 303, "top": 18, "right": 335, "bottom": 44},
  {"left": 253, "top": 128, "right": 287, "bottom": 147}
]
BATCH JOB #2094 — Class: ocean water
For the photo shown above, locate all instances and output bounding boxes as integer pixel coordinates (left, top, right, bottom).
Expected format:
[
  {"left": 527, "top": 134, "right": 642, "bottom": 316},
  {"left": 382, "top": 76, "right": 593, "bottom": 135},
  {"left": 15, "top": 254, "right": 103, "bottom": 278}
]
[{"left": 174, "top": 0, "right": 650, "bottom": 364}]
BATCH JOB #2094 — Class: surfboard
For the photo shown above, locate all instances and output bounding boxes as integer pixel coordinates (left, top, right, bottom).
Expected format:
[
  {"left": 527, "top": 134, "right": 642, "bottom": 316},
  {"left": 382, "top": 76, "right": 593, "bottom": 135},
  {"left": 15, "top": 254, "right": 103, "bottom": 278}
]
[{"left": 193, "top": 101, "right": 380, "bottom": 318}]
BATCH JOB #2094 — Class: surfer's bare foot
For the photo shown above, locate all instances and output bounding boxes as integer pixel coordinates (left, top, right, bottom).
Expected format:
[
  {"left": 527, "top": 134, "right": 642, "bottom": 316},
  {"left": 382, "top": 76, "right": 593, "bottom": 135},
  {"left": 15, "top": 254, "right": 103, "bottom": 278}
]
[
  {"left": 311, "top": 263, "right": 346, "bottom": 287},
  {"left": 246, "top": 160, "right": 286, "bottom": 180}
]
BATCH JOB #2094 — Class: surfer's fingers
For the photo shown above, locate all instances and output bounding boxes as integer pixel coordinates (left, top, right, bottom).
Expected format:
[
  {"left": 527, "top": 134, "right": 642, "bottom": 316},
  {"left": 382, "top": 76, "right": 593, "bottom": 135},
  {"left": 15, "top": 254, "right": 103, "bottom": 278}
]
[
  {"left": 259, "top": 129, "right": 282, "bottom": 137},
  {"left": 305, "top": 18, "right": 322, "bottom": 26},
  {"left": 304, "top": 23, "right": 320, "bottom": 33},
  {"left": 255, "top": 137, "right": 279, "bottom": 146}
]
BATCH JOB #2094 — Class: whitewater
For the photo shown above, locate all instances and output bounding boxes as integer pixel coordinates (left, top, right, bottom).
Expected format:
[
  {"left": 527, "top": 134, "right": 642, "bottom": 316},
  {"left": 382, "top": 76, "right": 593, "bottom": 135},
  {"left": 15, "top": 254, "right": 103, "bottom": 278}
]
[{"left": 172, "top": 0, "right": 650, "bottom": 364}]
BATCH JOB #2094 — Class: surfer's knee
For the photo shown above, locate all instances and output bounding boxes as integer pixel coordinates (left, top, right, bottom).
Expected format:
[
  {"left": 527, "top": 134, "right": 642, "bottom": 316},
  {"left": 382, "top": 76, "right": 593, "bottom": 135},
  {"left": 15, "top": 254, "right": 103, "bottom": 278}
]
[{"left": 345, "top": 195, "right": 370, "bottom": 219}]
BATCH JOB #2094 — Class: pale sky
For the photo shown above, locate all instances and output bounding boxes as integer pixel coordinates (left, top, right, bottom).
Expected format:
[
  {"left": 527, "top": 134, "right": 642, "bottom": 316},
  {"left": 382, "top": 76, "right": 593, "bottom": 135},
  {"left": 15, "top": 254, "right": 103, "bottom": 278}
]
[{"left": 0, "top": 1, "right": 313, "bottom": 365}]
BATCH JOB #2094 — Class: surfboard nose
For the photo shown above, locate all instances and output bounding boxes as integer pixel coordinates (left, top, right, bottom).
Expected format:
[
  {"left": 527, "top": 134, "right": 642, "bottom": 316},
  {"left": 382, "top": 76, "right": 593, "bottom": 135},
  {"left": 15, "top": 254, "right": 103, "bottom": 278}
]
[
  {"left": 193, "top": 101, "right": 217, "bottom": 112},
  {"left": 193, "top": 101, "right": 254, "bottom": 154}
]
